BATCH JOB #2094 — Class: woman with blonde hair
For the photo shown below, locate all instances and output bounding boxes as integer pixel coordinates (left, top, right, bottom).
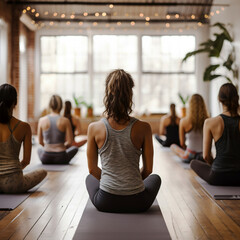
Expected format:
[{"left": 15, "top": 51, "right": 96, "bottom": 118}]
[
  {"left": 86, "top": 69, "right": 161, "bottom": 213},
  {"left": 37, "top": 95, "right": 78, "bottom": 164},
  {"left": 170, "top": 94, "right": 209, "bottom": 163},
  {"left": 0, "top": 84, "right": 47, "bottom": 193},
  {"left": 191, "top": 83, "right": 240, "bottom": 185}
]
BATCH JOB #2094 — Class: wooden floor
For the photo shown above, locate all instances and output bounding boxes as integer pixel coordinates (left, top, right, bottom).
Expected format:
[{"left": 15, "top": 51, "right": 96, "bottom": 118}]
[{"left": 1, "top": 137, "right": 240, "bottom": 239}]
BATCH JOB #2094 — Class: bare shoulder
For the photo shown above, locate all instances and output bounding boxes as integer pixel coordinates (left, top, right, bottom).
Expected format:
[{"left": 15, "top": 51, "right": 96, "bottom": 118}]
[
  {"left": 88, "top": 120, "right": 105, "bottom": 133},
  {"left": 204, "top": 116, "right": 222, "bottom": 127},
  {"left": 134, "top": 119, "right": 152, "bottom": 133}
]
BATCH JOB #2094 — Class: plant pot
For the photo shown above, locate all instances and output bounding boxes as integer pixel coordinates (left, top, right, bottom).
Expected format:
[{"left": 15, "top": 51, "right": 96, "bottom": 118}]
[
  {"left": 74, "top": 107, "right": 81, "bottom": 117},
  {"left": 181, "top": 107, "right": 186, "bottom": 118},
  {"left": 87, "top": 107, "right": 93, "bottom": 118}
]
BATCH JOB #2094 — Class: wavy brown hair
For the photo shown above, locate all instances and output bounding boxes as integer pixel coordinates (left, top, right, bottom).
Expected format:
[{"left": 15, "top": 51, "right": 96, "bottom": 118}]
[
  {"left": 218, "top": 83, "right": 239, "bottom": 116},
  {"left": 103, "top": 69, "right": 134, "bottom": 123},
  {"left": 188, "top": 94, "right": 209, "bottom": 131}
]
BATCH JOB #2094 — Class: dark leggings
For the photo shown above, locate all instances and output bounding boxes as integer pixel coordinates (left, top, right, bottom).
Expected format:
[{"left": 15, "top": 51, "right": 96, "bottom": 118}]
[
  {"left": 86, "top": 174, "right": 161, "bottom": 213},
  {"left": 154, "top": 134, "right": 179, "bottom": 147},
  {"left": 38, "top": 146, "right": 78, "bottom": 164},
  {"left": 191, "top": 160, "right": 240, "bottom": 186}
]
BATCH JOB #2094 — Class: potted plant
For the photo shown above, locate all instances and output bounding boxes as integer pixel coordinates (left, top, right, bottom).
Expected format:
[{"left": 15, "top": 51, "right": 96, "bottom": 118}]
[
  {"left": 178, "top": 93, "right": 189, "bottom": 118},
  {"left": 81, "top": 101, "right": 94, "bottom": 118},
  {"left": 73, "top": 94, "right": 83, "bottom": 117},
  {"left": 182, "top": 22, "right": 239, "bottom": 89}
]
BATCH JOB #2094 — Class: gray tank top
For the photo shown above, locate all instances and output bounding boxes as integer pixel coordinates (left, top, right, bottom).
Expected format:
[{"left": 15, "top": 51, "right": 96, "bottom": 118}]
[
  {"left": 0, "top": 121, "right": 22, "bottom": 176},
  {"left": 186, "top": 129, "right": 203, "bottom": 153},
  {"left": 99, "top": 118, "right": 145, "bottom": 195},
  {"left": 43, "top": 115, "right": 65, "bottom": 144}
]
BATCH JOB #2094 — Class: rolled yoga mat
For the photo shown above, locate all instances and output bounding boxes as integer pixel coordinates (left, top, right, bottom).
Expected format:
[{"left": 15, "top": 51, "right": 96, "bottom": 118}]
[
  {"left": 73, "top": 199, "right": 171, "bottom": 240},
  {"left": 196, "top": 177, "right": 240, "bottom": 200},
  {"left": 0, "top": 179, "right": 46, "bottom": 210}
]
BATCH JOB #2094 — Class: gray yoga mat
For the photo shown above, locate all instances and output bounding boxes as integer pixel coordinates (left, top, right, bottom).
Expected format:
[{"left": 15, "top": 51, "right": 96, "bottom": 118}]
[
  {"left": 0, "top": 179, "right": 46, "bottom": 210},
  {"left": 73, "top": 199, "right": 171, "bottom": 240},
  {"left": 196, "top": 177, "right": 240, "bottom": 200},
  {"left": 172, "top": 155, "right": 190, "bottom": 169}
]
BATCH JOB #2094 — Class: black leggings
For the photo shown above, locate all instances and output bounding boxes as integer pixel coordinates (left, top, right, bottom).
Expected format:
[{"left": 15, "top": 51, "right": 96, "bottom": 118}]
[
  {"left": 191, "top": 160, "right": 240, "bottom": 186},
  {"left": 86, "top": 174, "right": 161, "bottom": 213},
  {"left": 154, "top": 134, "right": 179, "bottom": 147},
  {"left": 38, "top": 146, "right": 78, "bottom": 164}
]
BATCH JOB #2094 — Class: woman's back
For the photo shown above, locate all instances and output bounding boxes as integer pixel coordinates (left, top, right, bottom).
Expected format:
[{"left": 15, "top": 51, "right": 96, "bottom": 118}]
[
  {"left": 212, "top": 114, "right": 240, "bottom": 171},
  {"left": 99, "top": 117, "right": 144, "bottom": 195}
]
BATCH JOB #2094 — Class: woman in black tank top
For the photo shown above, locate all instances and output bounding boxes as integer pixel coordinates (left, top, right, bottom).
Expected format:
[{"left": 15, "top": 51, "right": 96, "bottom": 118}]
[{"left": 191, "top": 83, "right": 240, "bottom": 186}]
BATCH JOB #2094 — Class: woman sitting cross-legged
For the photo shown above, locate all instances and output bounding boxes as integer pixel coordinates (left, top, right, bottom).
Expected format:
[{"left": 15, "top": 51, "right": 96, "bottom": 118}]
[
  {"left": 155, "top": 103, "right": 180, "bottom": 147},
  {"left": 170, "top": 94, "right": 209, "bottom": 163},
  {"left": 0, "top": 84, "right": 47, "bottom": 193},
  {"left": 86, "top": 69, "right": 161, "bottom": 213},
  {"left": 191, "top": 83, "right": 240, "bottom": 186},
  {"left": 63, "top": 100, "right": 87, "bottom": 148},
  {"left": 37, "top": 95, "right": 78, "bottom": 164}
]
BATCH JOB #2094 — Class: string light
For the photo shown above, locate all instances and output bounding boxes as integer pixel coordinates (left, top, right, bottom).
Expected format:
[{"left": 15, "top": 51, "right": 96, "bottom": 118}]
[
  {"left": 191, "top": 14, "right": 195, "bottom": 19},
  {"left": 139, "top": 13, "right": 144, "bottom": 17},
  {"left": 221, "top": 7, "right": 225, "bottom": 11},
  {"left": 145, "top": 17, "right": 150, "bottom": 21},
  {"left": 83, "top": 12, "right": 88, "bottom": 17},
  {"left": 31, "top": 9, "right": 35, "bottom": 13},
  {"left": 22, "top": 9, "right": 26, "bottom": 14},
  {"left": 26, "top": 6, "right": 31, "bottom": 11},
  {"left": 79, "top": 21, "right": 83, "bottom": 25},
  {"left": 53, "top": 12, "right": 58, "bottom": 17},
  {"left": 35, "top": 13, "right": 39, "bottom": 17},
  {"left": 131, "top": 21, "right": 135, "bottom": 26},
  {"left": 102, "top": 12, "right": 107, "bottom": 17},
  {"left": 166, "top": 14, "right": 170, "bottom": 19},
  {"left": 198, "top": 22, "right": 202, "bottom": 26},
  {"left": 204, "top": 14, "right": 209, "bottom": 18},
  {"left": 49, "top": 21, "right": 54, "bottom": 26},
  {"left": 154, "top": 13, "right": 159, "bottom": 17},
  {"left": 70, "top": 14, "right": 75, "bottom": 19},
  {"left": 210, "top": 11, "right": 214, "bottom": 16},
  {"left": 95, "top": 12, "right": 100, "bottom": 17},
  {"left": 44, "top": 11, "right": 49, "bottom": 15},
  {"left": 109, "top": 4, "right": 114, "bottom": 8},
  {"left": 61, "top": 13, "right": 65, "bottom": 18},
  {"left": 216, "top": 10, "right": 220, "bottom": 14},
  {"left": 175, "top": 14, "right": 180, "bottom": 18}
]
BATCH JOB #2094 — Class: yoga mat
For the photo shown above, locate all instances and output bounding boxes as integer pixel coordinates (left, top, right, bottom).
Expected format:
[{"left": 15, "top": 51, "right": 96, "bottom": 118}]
[
  {"left": 73, "top": 199, "right": 171, "bottom": 240},
  {"left": 0, "top": 179, "right": 46, "bottom": 210},
  {"left": 196, "top": 177, "right": 240, "bottom": 200},
  {"left": 32, "top": 163, "right": 69, "bottom": 172},
  {"left": 172, "top": 155, "right": 190, "bottom": 169}
]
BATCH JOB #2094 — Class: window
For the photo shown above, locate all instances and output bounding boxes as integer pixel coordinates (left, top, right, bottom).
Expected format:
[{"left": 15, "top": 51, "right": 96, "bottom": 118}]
[
  {"left": 40, "top": 36, "right": 88, "bottom": 110},
  {"left": 40, "top": 34, "right": 196, "bottom": 115}
]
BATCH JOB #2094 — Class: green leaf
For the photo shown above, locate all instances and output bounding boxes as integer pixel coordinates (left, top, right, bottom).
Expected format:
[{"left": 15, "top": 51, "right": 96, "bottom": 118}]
[
  {"left": 182, "top": 49, "right": 210, "bottom": 62},
  {"left": 223, "top": 53, "right": 234, "bottom": 70},
  {"left": 203, "top": 64, "right": 220, "bottom": 81},
  {"left": 212, "top": 22, "right": 233, "bottom": 42},
  {"left": 203, "top": 74, "right": 222, "bottom": 81}
]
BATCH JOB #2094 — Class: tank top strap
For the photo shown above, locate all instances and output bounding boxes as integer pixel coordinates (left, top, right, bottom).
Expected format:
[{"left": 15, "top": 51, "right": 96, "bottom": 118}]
[{"left": 7, "top": 121, "right": 21, "bottom": 134}]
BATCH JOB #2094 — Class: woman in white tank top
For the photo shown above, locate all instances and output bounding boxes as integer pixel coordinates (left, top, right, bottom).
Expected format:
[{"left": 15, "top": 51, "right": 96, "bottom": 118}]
[{"left": 170, "top": 94, "right": 209, "bottom": 163}]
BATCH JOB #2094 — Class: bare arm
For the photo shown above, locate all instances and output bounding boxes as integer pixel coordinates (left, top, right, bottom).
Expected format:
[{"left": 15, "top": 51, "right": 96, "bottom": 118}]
[
  {"left": 20, "top": 123, "right": 32, "bottom": 169},
  {"left": 141, "top": 123, "right": 153, "bottom": 179},
  {"left": 179, "top": 119, "right": 186, "bottom": 149},
  {"left": 37, "top": 119, "right": 44, "bottom": 146},
  {"left": 74, "top": 116, "right": 82, "bottom": 136},
  {"left": 64, "top": 119, "right": 74, "bottom": 148},
  {"left": 87, "top": 123, "right": 101, "bottom": 180},
  {"left": 203, "top": 119, "right": 213, "bottom": 164}
]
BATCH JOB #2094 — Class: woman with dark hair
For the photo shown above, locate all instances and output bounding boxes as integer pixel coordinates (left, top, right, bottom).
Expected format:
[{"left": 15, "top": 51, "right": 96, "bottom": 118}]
[
  {"left": 85, "top": 69, "right": 161, "bottom": 213},
  {"left": 63, "top": 101, "right": 87, "bottom": 148},
  {"left": 0, "top": 84, "right": 47, "bottom": 193},
  {"left": 155, "top": 103, "right": 180, "bottom": 147},
  {"left": 170, "top": 94, "right": 209, "bottom": 163},
  {"left": 37, "top": 95, "right": 78, "bottom": 164},
  {"left": 191, "top": 83, "right": 240, "bottom": 186}
]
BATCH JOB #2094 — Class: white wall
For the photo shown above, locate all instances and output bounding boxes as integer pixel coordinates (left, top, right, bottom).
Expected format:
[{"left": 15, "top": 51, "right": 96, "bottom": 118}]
[
  {"left": 0, "top": 19, "right": 8, "bottom": 85},
  {"left": 210, "top": 0, "right": 240, "bottom": 116}
]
